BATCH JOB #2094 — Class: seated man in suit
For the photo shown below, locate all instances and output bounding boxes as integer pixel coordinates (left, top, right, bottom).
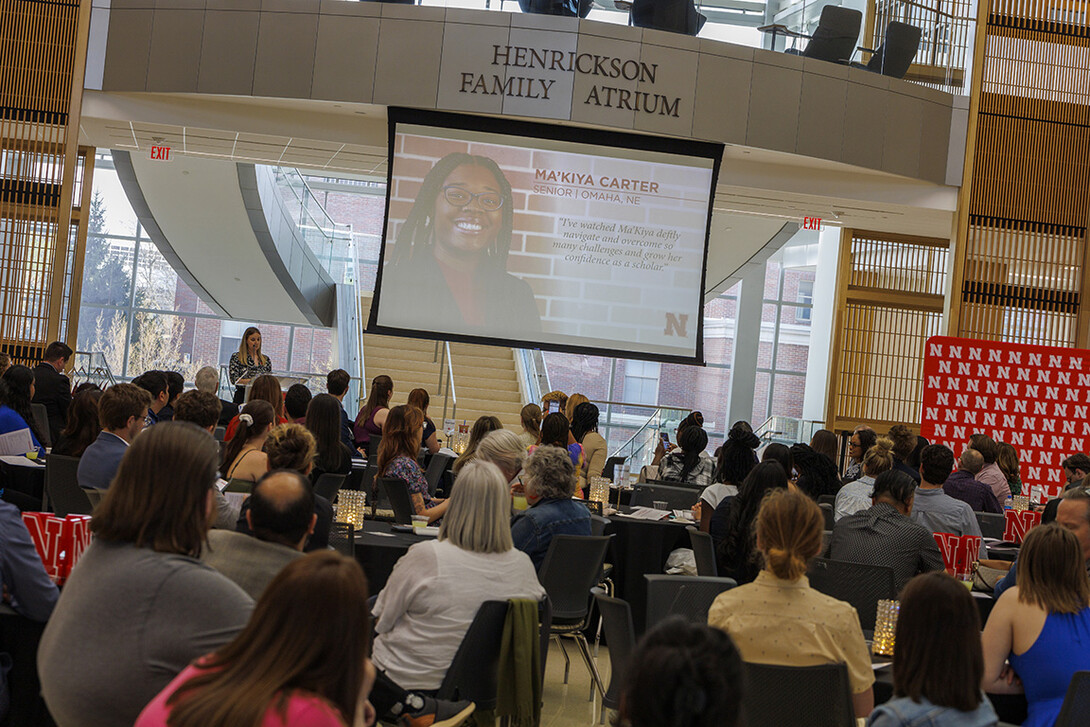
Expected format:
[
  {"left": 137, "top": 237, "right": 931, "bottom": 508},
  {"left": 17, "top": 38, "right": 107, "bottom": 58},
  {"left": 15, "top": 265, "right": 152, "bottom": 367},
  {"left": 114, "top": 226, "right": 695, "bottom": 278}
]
[
  {"left": 76, "top": 383, "right": 151, "bottom": 490},
  {"left": 32, "top": 341, "right": 73, "bottom": 444},
  {"left": 194, "top": 365, "right": 237, "bottom": 428},
  {"left": 201, "top": 470, "right": 313, "bottom": 600}
]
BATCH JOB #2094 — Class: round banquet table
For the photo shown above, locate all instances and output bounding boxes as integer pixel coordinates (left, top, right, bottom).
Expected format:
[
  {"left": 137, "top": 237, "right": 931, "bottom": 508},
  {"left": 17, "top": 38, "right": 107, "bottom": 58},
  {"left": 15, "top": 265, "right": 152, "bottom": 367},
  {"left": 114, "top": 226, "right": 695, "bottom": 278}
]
[
  {"left": 353, "top": 520, "right": 431, "bottom": 592},
  {"left": 604, "top": 509, "right": 692, "bottom": 633}
]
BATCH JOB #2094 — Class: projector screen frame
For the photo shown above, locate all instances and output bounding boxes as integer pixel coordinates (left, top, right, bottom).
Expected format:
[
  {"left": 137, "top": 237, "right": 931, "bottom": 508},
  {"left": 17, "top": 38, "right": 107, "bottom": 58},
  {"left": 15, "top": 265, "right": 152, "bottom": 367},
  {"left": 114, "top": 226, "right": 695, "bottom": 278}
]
[{"left": 368, "top": 107, "right": 723, "bottom": 366}]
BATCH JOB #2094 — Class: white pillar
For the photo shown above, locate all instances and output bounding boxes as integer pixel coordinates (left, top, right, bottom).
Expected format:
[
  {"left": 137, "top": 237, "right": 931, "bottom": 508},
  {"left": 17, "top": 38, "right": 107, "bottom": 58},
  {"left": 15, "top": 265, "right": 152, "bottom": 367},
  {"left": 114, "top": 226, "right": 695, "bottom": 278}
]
[
  {"left": 727, "top": 261, "right": 766, "bottom": 426},
  {"left": 802, "top": 226, "right": 842, "bottom": 424}
]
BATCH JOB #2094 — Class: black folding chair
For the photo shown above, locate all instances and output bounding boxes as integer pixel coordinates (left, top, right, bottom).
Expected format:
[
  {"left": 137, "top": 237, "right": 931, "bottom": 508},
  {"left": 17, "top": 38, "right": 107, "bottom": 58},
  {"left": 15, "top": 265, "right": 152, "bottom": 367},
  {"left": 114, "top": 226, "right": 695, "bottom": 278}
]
[
  {"left": 594, "top": 592, "right": 636, "bottom": 724},
  {"left": 819, "top": 502, "right": 836, "bottom": 531},
  {"left": 807, "top": 557, "right": 895, "bottom": 631},
  {"left": 602, "top": 456, "right": 625, "bottom": 480},
  {"left": 44, "top": 454, "right": 91, "bottom": 516},
  {"left": 743, "top": 662, "right": 855, "bottom": 727},
  {"left": 313, "top": 473, "right": 347, "bottom": 502},
  {"left": 644, "top": 574, "right": 737, "bottom": 630},
  {"left": 1056, "top": 670, "right": 1090, "bottom": 727},
  {"left": 436, "top": 601, "right": 509, "bottom": 711},
  {"left": 328, "top": 521, "right": 354, "bottom": 557},
  {"left": 687, "top": 526, "right": 718, "bottom": 576},
  {"left": 798, "top": 5, "right": 862, "bottom": 64},
  {"left": 424, "top": 453, "right": 453, "bottom": 497},
  {"left": 976, "top": 511, "right": 1005, "bottom": 540},
  {"left": 376, "top": 477, "right": 414, "bottom": 525},
  {"left": 856, "top": 21, "right": 922, "bottom": 79},
  {"left": 30, "top": 403, "right": 50, "bottom": 447},
  {"left": 632, "top": 483, "right": 700, "bottom": 510}
]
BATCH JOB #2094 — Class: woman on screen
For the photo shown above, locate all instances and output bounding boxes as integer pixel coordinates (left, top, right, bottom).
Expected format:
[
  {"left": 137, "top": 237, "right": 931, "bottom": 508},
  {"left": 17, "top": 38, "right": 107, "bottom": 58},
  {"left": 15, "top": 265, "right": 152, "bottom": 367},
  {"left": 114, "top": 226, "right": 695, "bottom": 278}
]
[
  {"left": 380, "top": 153, "right": 542, "bottom": 335},
  {"left": 228, "top": 327, "right": 272, "bottom": 404}
]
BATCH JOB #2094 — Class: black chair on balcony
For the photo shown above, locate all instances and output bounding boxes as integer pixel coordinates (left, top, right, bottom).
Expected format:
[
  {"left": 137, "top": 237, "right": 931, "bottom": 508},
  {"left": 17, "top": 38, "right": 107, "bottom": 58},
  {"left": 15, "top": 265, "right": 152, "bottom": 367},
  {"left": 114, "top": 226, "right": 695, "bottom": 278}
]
[
  {"left": 518, "top": 0, "right": 593, "bottom": 18},
  {"left": 790, "top": 6, "right": 862, "bottom": 64},
  {"left": 630, "top": 0, "right": 706, "bottom": 36},
  {"left": 855, "top": 21, "right": 922, "bottom": 79}
]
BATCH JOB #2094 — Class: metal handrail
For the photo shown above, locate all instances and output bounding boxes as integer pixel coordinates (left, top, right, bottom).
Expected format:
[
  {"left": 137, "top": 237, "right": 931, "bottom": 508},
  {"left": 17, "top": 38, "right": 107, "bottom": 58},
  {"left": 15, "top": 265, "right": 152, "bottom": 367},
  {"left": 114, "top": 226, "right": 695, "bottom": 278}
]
[
  {"left": 434, "top": 341, "right": 457, "bottom": 422},
  {"left": 72, "top": 351, "right": 117, "bottom": 388}
]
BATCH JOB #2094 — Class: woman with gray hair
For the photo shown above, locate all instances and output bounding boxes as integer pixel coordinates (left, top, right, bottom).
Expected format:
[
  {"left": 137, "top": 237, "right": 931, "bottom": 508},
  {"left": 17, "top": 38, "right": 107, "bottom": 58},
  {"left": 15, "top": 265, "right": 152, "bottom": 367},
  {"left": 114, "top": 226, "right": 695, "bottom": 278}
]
[
  {"left": 371, "top": 459, "right": 544, "bottom": 695},
  {"left": 476, "top": 429, "right": 526, "bottom": 485},
  {"left": 512, "top": 445, "right": 592, "bottom": 569}
]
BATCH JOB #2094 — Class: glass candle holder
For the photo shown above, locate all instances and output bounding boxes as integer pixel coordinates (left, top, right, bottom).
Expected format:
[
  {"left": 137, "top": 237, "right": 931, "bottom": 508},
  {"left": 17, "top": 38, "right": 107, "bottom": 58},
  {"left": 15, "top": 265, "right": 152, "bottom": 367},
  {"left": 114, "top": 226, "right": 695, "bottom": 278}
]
[
  {"left": 1013, "top": 495, "right": 1030, "bottom": 511},
  {"left": 589, "top": 477, "right": 610, "bottom": 507},
  {"left": 871, "top": 599, "right": 900, "bottom": 657},
  {"left": 335, "top": 490, "right": 367, "bottom": 529}
]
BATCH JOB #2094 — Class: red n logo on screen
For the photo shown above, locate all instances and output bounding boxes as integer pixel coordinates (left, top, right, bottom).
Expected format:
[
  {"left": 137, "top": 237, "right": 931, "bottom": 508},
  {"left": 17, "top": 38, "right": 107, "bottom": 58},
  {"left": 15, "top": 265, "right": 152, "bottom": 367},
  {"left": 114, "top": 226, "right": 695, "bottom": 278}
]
[
  {"left": 664, "top": 313, "right": 689, "bottom": 337},
  {"left": 1003, "top": 510, "right": 1042, "bottom": 543}
]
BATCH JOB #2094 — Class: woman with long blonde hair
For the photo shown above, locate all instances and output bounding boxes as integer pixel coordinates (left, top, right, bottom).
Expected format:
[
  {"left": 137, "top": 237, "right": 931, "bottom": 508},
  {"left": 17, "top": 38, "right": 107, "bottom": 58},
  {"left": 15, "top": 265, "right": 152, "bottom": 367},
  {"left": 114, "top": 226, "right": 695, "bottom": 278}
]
[{"left": 228, "top": 326, "right": 272, "bottom": 404}]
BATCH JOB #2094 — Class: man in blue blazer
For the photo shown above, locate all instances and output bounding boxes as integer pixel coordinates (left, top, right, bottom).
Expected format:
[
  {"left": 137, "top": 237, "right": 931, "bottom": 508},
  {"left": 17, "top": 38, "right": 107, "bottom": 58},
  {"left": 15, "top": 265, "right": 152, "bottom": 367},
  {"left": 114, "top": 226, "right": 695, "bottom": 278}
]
[{"left": 77, "top": 384, "right": 151, "bottom": 490}]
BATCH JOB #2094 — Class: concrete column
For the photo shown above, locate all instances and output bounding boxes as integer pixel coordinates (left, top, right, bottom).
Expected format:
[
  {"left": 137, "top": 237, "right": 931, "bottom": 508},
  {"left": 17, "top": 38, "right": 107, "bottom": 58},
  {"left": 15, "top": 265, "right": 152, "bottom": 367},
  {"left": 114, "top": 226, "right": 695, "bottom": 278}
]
[
  {"left": 803, "top": 226, "right": 842, "bottom": 424},
  {"left": 727, "top": 261, "right": 766, "bottom": 427}
]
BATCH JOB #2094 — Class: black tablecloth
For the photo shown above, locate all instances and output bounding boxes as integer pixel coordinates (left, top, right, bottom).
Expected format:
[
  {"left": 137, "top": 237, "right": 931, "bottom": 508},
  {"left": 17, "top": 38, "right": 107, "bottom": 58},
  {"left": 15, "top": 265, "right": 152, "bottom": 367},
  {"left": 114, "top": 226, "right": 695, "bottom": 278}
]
[
  {"left": 0, "top": 459, "right": 45, "bottom": 508},
  {"left": 353, "top": 520, "right": 430, "bottom": 592},
  {"left": 605, "top": 510, "right": 690, "bottom": 633}
]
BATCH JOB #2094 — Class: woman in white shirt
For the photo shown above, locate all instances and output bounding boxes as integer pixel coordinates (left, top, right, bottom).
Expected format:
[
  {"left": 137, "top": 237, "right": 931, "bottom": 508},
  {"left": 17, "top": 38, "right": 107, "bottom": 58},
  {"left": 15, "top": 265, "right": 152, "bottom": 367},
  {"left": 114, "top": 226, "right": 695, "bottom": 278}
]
[
  {"left": 834, "top": 436, "right": 894, "bottom": 522},
  {"left": 371, "top": 459, "right": 545, "bottom": 693}
]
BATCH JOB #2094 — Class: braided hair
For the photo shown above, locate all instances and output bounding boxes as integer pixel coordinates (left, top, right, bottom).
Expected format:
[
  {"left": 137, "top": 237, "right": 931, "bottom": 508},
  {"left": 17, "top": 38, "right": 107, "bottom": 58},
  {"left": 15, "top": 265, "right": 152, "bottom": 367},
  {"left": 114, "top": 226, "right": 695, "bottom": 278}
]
[{"left": 714, "top": 421, "right": 760, "bottom": 484}]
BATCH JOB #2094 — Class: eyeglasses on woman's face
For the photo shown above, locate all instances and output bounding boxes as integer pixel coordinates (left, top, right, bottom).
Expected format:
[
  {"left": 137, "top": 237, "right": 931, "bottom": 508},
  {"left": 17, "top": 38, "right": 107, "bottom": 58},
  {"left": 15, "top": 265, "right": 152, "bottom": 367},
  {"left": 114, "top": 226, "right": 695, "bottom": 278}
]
[{"left": 442, "top": 186, "right": 504, "bottom": 211}]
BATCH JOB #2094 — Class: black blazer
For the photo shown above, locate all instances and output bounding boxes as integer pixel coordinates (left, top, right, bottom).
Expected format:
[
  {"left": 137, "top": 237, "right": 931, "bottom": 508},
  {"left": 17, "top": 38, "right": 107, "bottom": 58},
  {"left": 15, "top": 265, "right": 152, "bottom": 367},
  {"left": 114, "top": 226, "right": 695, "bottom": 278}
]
[
  {"left": 217, "top": 398, "right": 239, "bottom": 427},
  {"left": 32, "top": 362, "right": 71, "bottom": 444}
]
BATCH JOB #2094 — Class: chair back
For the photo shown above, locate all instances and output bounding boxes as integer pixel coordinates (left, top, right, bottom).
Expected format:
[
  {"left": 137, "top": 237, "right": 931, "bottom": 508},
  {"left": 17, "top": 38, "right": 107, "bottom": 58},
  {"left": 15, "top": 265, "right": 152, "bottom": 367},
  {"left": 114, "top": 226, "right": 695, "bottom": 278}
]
[
  {"left": 630, "top": 0, "right": 706, "bottom": 35},
  {"left": 817, "top": 494, "right": 836, "bottom": 507},
  {"left": 868, "top": 21, "right": 921, "bottom": 78},
  {"left": 632, "top": 483, "right": 700, "bottom": 510},
  {"left": 594, "top": 592, "right": 636, "bottom": 712},
  {"left": 44, "top": 454, "right": 91, "bottom": 516},
  {"left": 976, "top": 511, "right": 1005, "bottom": 540},
  {"left": 602, "top": 455, "right": 626, "bottom": 481},
  {"left": 328, "top": 521, "right": 354, "bottom": 557},
  {"left": 802, "top": 5, "right": 862, "bottom": 64},
  {"left": 213, "top": 426, "right": 226, "bottom": 442},
  {"left": 743, "top": 662, "right": 855, "bottom": 727},
  {"left": 84, "top": 488, "right": 104, "bottom": 510},
  {"left": 424, "top": 453, "right": 453, "bottom": 497},
  {"left": 589, "top": 514, "right": 610, "bottom": 537},
  {"left": 376, "top": 477, "right": 414, "bottom": 525},
  {"left": 362, "top": 466, "right": 384, "bottom": 513},
  {"left": 687, "top": 527, "right": 718, "bottom": 576},
  {"left": 366, "top": 435, "right": 382, "bottom": 460},
  {"left": 436, "top": 600, "right": 510, "bottom": 709},
  {"left": 819, "top": 502, "right": 835, "bottom": 531},
  {"left": 644, "top": 574, "right": 737, "bottom": 629},
  {"left": 538, "top": 535, "right": 612, "bottom": 622},
  {"left": 807, "top": 557, "right": 895, "bottom": 631},
  {"left": 313, "top": 473, "right": 347, "bottom": 502},
  {"left": 1056, "top": 670, "right": 1090, "bottom": 727},
  {"left": 30, "top": 403, "right": 50, "bottom": 447}
]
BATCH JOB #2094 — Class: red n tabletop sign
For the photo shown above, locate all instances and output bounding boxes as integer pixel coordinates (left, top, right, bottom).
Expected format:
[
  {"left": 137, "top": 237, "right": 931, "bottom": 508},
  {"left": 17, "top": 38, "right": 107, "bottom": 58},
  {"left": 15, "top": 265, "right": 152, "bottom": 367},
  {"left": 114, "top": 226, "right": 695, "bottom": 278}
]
[
  {"left": 21, "top": 513, "right": 92, "bottom": 584},
  {"left": 1003, "top": 509, "right": 1042, "bottom": 544},
  {"left": 933, "top": 532, "right": 981, "bottom": 579}
]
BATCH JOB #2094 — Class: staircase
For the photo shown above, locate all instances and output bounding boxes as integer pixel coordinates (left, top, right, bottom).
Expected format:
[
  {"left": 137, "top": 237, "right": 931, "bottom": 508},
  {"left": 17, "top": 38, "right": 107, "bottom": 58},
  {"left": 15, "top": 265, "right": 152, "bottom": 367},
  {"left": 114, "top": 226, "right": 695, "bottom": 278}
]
[{"left": 361, "top": 333, "right": 524, "bottom": 431}]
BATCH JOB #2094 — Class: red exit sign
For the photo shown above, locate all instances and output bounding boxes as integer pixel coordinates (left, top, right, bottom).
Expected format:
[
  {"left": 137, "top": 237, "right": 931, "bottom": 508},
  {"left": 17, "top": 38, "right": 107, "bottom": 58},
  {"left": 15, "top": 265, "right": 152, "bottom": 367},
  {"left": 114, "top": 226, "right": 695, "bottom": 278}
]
[
  {"left": 149, "top": 145, "right": 172, "bottom": 161},
  {"left": 803, "top": 216, "right": 822, "bottom": 230}
]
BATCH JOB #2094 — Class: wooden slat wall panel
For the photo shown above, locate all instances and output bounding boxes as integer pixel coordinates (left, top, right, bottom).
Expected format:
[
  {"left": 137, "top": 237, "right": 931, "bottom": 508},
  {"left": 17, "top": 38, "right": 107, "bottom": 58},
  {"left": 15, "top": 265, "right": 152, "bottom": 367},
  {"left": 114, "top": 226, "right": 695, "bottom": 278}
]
[
  {"left": 953, "top": 0, "right": 1090, "bottom": 348},
  {"left": 0, "top": 0, "right": 91, "bottom": 365}
]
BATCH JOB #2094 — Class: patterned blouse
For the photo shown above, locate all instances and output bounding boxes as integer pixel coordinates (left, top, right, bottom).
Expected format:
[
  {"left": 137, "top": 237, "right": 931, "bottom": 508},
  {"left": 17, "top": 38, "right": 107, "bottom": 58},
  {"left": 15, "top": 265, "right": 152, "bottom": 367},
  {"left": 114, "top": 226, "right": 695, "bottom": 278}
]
[
  {"left": 384, "top": 455, "right": 431, "bottom": 508},
  {"left": 228, "top": 351, "right": 272, "bottom": 386}
]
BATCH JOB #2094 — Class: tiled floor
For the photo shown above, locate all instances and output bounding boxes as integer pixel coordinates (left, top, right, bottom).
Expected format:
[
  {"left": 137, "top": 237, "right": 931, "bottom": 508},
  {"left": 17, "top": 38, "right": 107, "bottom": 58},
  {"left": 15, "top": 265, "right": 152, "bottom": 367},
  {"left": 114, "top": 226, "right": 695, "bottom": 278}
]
[{"left": 540, "top": 638, "right": 614, "bottom": 727}]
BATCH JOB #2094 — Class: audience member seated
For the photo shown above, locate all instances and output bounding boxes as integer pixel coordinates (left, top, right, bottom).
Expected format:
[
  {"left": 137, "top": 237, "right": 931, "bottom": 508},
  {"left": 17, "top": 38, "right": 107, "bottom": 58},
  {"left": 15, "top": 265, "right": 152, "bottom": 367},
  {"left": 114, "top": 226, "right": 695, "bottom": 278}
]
[
  {"left": 531, "top": 412, "right": 585, "bottom": 488},
  {"left": 828, "top": 470, "right": 944, "bottom": 593},
  {"left": 31, "top": 340, "right": 73, "bottom": 443},
  {"left": 325, "top": 368, "right": 356, "bottom": 452},
  {"left": 51, "top": 387, "right": 102, "bottom": 457},
  {"left": 132, "top": 370, "right": 170, "bottom": 426},
  {"left": 843, "top": 425, "right": 877, "bottom": 482},
  {"left": 618, "top": 617, "right": 744, "bottom": 727},
  {"left": 982, "top": 523, "right": 1090, "bottom": 727},
  {"left": 157, "top": 371, "right": 183, "bottom": 422},
  {"left": 378, "top": 404, "right": 448, "bottom": 524},
  {"left": 77, "top": 382, "right": 151, "bottom": 490},
  {"left": 810, "top": 428, "right": 839, "bottom": 463},
  {"left": 911, "top": 445, "right": 985, "bottom": 545},
  {"left": 0, "top": 366, "right": 47, "bottom": 458},
  {"left": 969, "top": 433, "right": 1010, "bottom": 502},
  {"left": 202, "top": 470, "right": 313, "bottom": 600},
  {"left": 39, "top": 423, "right": 253, "bottom": 727},
  {"left": 944, "top": 448, "right": 1002, "bottom": 513},
  {"left": 761, "top": 442, "right": 794, "bottom": 480},
  {"left": 997, "top": 441, "right": 1022, "bottom": 497},
  {"left": 835, "top": 436, "right": 895, "bottom": 521},
  {"left": 889, "top": 425, "right": 922, "bottom": 483},
  {"left": 305, "top": 393, "right": 353, "bottom": 483},
  {"left": 221, "top": 400, "right": 274, "bottom": 492},
  {"left": 867, "top": 571, "right": 998, "bottom": 727},
  {"left": 709, "top": 489, "right": 875, "bottom": 719},
  {"left": 791, "top": 441, "right": 840, "bottom": 500},
  {"left": 224, "top": 374, "right": 287, "bottom": 441},
  {"left": 452, "top": 415, "right": 503, "bottom": 476},
  {"left": 994, "top": 487, "right": 1090, "bottom": 599},
  {"left": 354, "top": 374, "right": 393, "bottom": 450},
  {"left": 283, "top": 383, "right": 312, "bottom": 424},
  {"left": 659, "top": 425, "right": 715, "bottom": 488},
  {"left": 136, "top": 552, "right": 375, "bottom": 727},
  {"left": 572, "top": 401, "right": 607, "bottom": 481},
  {"left": 31, "top": 340, "right": 73, "bottom": 444},
  {"left": 407, "top": 387, "right": 440, "bottom": 455},
  {"left": 372, "top": 460, "right": 545, "bottom": 699},
  {"left": 518, "top": 403, "right": 542, "bottom": 450},
  {"left": 173, "top": 390, "right": 237, "bottom": 529},
  {"left": 714, "top": 461, "right": 789, "bottom": 582},
  {"left": 1041, "top": 453, "right": 1090, "bottom": 523},
  {"left": 476, "top": 429, "right": 526, "bottom": 485},
  {"left": 511, "top": 445, "right": 591, "bottom": 569},
  {"left": 697, "top": 421, "right": 759, "bottom": 532},
  {"left": 194, "top": 365, "right": 237, "bottom": 427}
]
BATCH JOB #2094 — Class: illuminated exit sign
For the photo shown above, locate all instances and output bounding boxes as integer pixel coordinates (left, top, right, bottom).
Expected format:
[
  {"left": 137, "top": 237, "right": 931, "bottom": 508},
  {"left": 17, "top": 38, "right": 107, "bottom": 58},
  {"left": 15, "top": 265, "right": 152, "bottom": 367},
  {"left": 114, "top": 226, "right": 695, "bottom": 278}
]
[
  {"left": 802, "top": 216, "right": 822, "bottom": 230},
  {"left": 149, "top": 145, "right": 172, "bottom": 162}
]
